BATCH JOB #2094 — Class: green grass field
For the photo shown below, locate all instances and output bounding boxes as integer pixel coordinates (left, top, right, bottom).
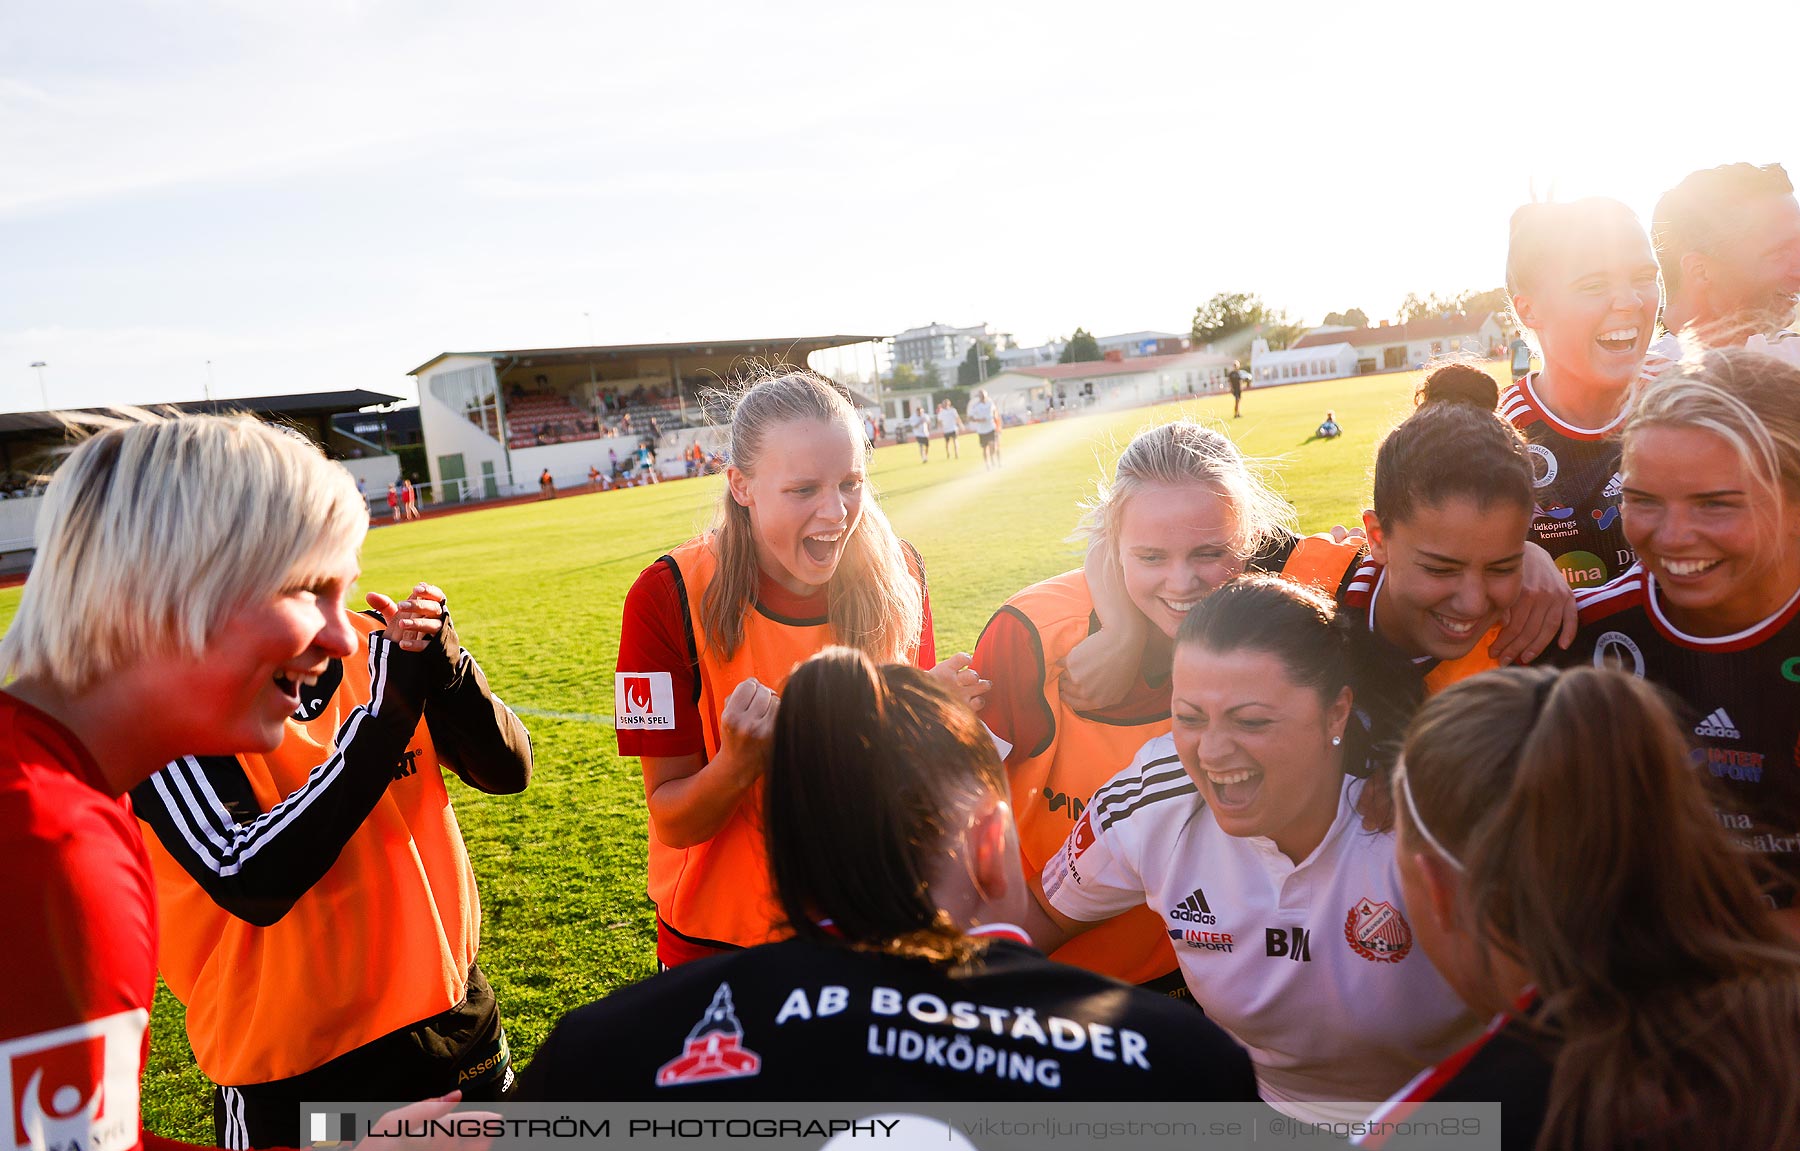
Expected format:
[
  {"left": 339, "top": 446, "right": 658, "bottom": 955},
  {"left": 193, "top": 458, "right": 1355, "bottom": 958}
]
[{"left": 0, "top": 364, "right": 1502, "bottom": 1139}]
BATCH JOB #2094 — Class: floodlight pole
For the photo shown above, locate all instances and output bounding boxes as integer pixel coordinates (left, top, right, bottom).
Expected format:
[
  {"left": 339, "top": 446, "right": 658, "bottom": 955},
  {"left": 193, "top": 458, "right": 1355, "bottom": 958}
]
[{"left": 29, "top": 362, "right": 47, "bottom": 410}]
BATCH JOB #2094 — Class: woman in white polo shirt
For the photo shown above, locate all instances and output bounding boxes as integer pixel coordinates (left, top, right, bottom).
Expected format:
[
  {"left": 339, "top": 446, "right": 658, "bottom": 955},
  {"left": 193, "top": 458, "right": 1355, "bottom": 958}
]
[{"left": 1027, "top": 574, "right": 1477, "bottom": 1121}]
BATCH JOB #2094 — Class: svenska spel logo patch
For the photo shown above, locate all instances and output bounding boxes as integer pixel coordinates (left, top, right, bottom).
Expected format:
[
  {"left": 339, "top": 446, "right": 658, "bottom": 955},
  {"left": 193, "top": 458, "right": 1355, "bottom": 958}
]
[
  {"left": 1070, "top": 811, "right": 1096, "bottom": 858},
  {"left": 0, "top": 1009, "right": 147, "bottom": 1151},
  {"left": 614, "top": 672, "right": 676, "bottom": 730}
]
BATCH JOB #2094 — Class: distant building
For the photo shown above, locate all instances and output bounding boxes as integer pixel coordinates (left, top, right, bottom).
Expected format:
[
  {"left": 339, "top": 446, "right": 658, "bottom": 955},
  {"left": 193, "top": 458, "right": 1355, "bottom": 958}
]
[
  {"left": 983, "top": 350, "right": 1235, "bottom": 417},
  {"left": 333, "top": 406, "right": 422, "bottom": 450},
  {"left": 1095, "top": 331, "right": 1191, "bottom": 358},
  {"left": 891, "top": 322, "right": 997, "bottom": 385},
  {"left": 996, "top": 338, "right": 1065, "bottom": 372},
  {"left": 1269, "top": 312, "right": 1505, "bottom": 381},
  {"left": 1248, "top": 340, "right": 1360, "bottom": 386},
  {"left": 0, "top": 388, "right": 403, "bottom": 571},
  {"left": 409, "top": 335, "right": 880, "bottom": 498}
]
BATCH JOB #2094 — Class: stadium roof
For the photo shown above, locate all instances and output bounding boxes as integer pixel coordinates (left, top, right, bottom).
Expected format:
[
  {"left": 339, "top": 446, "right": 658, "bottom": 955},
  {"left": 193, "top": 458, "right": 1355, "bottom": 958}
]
[
  {"left": 0, "top": 389, "right": 403, "bottom": 433},
  {"left": 408, "top": 336, "right": 884, "bottom": 378},
  {"left": 1290, "top": 312, "right": 1495, "bottom": 350}
]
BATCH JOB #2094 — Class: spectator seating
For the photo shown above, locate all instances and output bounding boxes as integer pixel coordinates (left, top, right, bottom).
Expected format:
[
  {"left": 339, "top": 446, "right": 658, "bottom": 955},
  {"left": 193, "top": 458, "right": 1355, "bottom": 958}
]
[{"left": 465, "top": 388, "right": 703, "bottom": 450}]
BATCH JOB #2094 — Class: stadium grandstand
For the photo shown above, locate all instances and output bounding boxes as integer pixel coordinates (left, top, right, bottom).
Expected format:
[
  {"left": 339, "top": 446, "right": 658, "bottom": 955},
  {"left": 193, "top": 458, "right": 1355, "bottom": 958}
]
[
  {"left": 0, "top": 389, "right": 403, "bottom": 573},
  {"left": 408, "top": 336, "right": 882, "bottom": 500}
]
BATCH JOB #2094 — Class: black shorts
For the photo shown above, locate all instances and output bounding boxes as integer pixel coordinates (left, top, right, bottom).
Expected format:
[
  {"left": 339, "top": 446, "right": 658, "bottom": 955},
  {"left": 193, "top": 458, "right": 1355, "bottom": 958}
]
[
  {"left": 212, "top": 962, "right": 511, "bottom": 1149},
  {"left": 978, "top": 431, "right": 997, "bottom": 447},
  {"left": 942, "top": 431, "right": 957, "bottom": 443},
  {"left": 915, "top": 435, "right": 929, "bottom": 445}
]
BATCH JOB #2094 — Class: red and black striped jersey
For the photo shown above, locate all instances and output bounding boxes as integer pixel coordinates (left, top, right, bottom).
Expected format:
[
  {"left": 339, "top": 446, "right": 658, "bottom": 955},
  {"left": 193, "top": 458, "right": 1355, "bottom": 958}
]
[
  {"left": 1561, "top": 565, "right": 1800, "bottom": 905},
  {"left": 1499, "top": 373, "right": 1633, "bottom": 590},
  {"left": 1338, "top": 562, "right": 1501, "bottom": 776},
  {"left": 1358, "top": 1003, "right": 1549, "bottom": 1150}
]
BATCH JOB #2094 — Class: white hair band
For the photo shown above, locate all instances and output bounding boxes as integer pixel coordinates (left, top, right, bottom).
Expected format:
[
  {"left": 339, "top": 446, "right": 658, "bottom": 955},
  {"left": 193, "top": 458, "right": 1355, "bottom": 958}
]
[{"left": 1396, "top": 759, "right": 1464, "bottom": 871}]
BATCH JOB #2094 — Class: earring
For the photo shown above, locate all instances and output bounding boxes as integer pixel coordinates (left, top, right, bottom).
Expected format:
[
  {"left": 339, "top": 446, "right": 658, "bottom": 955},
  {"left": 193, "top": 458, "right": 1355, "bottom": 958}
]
[{"left": 1331, "top": 736, "right": 1342, "bottom": 746}]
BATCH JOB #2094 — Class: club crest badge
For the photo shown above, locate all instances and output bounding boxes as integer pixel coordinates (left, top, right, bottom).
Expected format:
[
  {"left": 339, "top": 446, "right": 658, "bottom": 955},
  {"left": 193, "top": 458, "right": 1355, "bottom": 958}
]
[
  {"left": 1344, "top": 897, "right": 1413, "bottom": 963},
  {"left": 655, "top": 983, "right": 762, "bottom": 1087}
]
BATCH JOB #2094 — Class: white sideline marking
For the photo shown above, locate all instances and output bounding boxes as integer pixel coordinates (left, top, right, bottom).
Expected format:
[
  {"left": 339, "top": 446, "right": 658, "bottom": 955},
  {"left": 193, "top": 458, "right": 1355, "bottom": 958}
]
[{"left": 511, "top": 704, "right": 616, "bottom": 725}]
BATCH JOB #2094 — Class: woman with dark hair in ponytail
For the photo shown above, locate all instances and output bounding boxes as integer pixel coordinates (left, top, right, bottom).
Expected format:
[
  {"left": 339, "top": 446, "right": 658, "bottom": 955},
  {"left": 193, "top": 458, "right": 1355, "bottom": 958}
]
[
  {"left": 1030, "top": 576, "right": 1477, "bottom": 1122},
  {"left": 518, "top": 647, "right": 1257, "bottom": 1100},
  {"left": 1340, "top": 363, "right": 1566, "bottom": 776},
  {"left": 1365, "top": 666, "right": 1800, "bottom": 1150}
]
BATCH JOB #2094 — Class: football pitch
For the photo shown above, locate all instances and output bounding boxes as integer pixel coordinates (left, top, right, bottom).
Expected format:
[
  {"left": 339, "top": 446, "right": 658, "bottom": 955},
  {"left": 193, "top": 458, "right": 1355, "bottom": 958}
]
[{"left": 0, "top": 363, "right": 1502, "bottom": 1136}]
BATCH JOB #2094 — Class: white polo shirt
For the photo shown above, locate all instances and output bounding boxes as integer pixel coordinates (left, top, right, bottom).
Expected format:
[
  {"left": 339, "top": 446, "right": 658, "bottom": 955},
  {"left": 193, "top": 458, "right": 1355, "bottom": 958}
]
[
  {"left": 937, "top": 407, "right": 959, "bottom": 434},
  {"left": 967, "top": 400, "right": 996, "bottom": 434},
  {"left": 1042, "top": 734, "right": 1476, "bottom": 1119}
]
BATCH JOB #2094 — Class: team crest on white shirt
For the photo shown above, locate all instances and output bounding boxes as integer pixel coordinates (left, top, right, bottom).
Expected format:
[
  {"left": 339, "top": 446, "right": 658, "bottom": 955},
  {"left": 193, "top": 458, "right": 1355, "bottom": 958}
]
[{"left": 1344, "top": 898, "right": 1413, "bottom": 963}]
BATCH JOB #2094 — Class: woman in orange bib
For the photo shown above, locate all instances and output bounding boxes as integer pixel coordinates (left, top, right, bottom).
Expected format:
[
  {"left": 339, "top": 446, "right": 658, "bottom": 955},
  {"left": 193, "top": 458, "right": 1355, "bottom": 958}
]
[{"left": 615, "top": 368, "right": 983, "bottom": 968}]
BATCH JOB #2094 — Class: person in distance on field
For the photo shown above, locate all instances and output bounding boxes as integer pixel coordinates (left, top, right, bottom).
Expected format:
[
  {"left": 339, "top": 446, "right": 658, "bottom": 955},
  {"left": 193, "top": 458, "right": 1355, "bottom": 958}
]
[
  {"left": 967, "top": 387, "right": 1001, "bottom": 469},
  {"left": 1507, "top": 330, "right": 1532, "bottom": 382},
  {"left": 518, "top": 646, "right": 1260, "bottom": 1101},
  {"left": 614, "top": 367, "right": 985, "bottom": 970},
  {"left": 937, "top": 397, "right": 963, "bottom": 459},
  {"left": 1360, "top": 667, "right": 1800, "bottom": 1150}
]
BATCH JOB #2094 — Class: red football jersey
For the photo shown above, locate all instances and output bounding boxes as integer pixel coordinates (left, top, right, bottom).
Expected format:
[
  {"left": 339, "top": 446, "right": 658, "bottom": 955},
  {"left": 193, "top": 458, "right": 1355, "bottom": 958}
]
[{"left": 0, "top": 692, "right": 189, "bottom": 1151}]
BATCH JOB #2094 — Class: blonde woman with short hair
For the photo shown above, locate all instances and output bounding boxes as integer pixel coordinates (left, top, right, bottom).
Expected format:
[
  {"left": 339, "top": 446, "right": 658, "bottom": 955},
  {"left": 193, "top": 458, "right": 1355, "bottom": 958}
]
[
  {"left": 0, "top": 415, "right": 471, "bottom": 1150},
  {"left": 613, "top": 367, "right": 984, "bottom": 968}
]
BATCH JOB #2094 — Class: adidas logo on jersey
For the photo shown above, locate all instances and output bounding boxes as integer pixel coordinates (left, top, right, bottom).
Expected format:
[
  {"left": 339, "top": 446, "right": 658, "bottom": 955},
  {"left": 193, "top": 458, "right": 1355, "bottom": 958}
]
[
  {"left": 1167, "top": 887, "right": 1217, "bottom": 925},
  {"left": 1603, "top": 471, "right": 1623, "bottom": 499},
  {"left": 1695, "top": 708, "right": 1741, "bottom": 739}
]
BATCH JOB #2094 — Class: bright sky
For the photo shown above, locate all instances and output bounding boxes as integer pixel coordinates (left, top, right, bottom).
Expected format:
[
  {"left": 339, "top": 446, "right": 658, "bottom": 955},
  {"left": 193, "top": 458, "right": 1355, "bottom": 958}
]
[{"left": 2, "top": 0, "right": 1791, "bottom": 412}]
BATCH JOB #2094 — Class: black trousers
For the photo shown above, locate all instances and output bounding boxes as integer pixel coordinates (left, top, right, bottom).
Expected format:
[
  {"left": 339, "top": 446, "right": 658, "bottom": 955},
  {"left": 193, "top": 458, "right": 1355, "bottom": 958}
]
[{"left": 212, "top": 963, "right": 511, "bottom": 1149}]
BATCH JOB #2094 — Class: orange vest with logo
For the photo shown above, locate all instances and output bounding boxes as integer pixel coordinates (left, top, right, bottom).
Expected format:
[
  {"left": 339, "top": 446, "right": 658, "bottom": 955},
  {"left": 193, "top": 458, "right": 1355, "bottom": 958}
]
[
  {"left": 1007, "top": 534, "right": 1363, "bottom": 986},
  {"left": 655, "top": 537, "right": 924, "bottom": 951},
  {"left": 143, "top": 613, "right": 479, "bottom": 1086}
]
